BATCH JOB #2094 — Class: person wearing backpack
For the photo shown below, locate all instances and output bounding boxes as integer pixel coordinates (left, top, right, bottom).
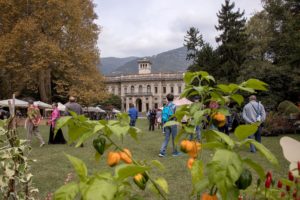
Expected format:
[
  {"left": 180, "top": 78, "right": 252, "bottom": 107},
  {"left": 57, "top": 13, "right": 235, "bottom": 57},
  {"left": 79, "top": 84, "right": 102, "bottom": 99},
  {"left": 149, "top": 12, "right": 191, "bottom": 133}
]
[
  {"left": 242, "top": 95, "right": 266, "bottom": 153},
  {"left": 158, "top": 94, "right": 180, "bottom": 157}
]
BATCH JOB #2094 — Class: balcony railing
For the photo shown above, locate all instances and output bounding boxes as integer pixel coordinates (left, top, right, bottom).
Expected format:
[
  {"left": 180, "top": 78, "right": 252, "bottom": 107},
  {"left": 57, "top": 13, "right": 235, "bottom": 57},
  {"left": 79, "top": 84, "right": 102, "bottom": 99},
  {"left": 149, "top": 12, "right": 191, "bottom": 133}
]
[{"left": 124, "top": 92, "right": 153, "bottom": 96}]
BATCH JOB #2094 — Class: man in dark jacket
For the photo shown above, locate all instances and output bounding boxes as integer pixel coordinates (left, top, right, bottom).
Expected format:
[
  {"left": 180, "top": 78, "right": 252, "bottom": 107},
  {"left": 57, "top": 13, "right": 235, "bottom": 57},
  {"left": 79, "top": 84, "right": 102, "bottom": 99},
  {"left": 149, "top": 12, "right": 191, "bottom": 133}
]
[{"left": 65, "top": 96, "right": 83, "bottom": 115}]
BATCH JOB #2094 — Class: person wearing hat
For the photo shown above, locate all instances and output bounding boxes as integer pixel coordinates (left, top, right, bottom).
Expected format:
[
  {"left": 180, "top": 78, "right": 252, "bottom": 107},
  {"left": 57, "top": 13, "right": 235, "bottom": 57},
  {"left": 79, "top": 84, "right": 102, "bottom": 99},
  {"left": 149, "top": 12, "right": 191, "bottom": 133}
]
[{"left": 26, "top": 100, "right": 45, "bottom": 147}]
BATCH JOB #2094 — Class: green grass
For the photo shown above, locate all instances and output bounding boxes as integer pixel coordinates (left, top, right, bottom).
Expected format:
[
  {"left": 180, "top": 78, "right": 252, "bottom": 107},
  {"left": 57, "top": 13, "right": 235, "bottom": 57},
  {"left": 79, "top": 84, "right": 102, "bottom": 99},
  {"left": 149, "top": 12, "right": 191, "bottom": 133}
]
[{"left": 16, "top": 119, "right": 300, "bottom": 199}]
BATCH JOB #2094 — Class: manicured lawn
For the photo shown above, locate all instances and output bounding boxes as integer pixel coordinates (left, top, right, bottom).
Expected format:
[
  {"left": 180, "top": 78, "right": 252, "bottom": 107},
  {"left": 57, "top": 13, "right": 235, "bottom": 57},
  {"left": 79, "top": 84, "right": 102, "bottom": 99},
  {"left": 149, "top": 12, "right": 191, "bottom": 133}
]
[{"left": 17, "top": 119, "right": 300, "bottom": 199}]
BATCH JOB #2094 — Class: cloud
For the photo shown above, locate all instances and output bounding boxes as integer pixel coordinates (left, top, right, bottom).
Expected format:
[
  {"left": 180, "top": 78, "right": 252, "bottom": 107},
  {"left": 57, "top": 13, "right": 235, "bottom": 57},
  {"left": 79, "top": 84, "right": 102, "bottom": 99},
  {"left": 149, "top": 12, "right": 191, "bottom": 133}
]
[{"left": 94, "top": 0, "right": 263, "bottom": 57}]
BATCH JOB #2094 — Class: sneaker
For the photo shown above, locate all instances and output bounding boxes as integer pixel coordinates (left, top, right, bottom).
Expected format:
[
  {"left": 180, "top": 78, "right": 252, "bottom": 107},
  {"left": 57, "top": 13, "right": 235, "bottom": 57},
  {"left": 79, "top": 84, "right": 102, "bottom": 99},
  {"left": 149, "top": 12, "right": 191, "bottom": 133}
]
[
  {"left": 40, "top": 143, "right": 45, "bottom": 147},
  {"left": 172, "top": 152, "right": 182, "bottom": 157},
  {"left": 158, "top": 153, "right": 165, "bottom": 157}
]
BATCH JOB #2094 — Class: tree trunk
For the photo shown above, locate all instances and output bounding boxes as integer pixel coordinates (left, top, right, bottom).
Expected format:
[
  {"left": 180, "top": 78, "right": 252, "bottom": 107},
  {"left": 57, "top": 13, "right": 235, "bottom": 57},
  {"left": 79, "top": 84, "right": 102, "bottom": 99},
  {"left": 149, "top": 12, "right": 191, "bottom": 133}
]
[{"left": 38, "top": 69, "right": 52, "bottom": 103}]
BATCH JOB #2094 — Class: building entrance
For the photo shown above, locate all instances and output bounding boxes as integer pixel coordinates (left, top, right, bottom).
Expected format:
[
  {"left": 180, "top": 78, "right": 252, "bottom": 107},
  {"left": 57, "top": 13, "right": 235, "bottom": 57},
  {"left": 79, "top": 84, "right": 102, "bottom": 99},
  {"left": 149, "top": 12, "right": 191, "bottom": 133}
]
[{"left": 136, "top": 98, "right": 142, "bottom": 112}]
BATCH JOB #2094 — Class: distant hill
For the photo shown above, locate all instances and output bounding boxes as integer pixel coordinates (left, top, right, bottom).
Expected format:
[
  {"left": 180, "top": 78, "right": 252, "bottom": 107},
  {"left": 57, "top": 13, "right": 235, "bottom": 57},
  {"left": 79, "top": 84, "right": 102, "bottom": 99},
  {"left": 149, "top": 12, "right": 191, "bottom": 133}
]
[
  {"left": 98, "top": 47, "right": 191, "bottom": 75},
  {"left": 97, "top": 56, "right": 138, "bottom": 75}
]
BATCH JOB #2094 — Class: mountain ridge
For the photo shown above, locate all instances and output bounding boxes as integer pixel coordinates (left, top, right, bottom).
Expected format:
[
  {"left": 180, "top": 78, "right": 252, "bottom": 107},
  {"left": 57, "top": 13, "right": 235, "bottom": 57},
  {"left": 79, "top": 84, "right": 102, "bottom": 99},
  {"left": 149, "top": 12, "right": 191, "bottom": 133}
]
[{"left": 98, "top": 46, "right": 190, "bottom": 75}]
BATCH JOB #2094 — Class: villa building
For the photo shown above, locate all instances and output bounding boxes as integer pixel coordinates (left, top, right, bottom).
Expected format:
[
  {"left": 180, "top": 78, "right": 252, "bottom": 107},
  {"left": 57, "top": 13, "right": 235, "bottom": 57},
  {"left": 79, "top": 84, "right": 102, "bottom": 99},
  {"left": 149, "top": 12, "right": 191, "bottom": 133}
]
[{"left": 105, "top": 58, "right": 185, "bottom": 112}]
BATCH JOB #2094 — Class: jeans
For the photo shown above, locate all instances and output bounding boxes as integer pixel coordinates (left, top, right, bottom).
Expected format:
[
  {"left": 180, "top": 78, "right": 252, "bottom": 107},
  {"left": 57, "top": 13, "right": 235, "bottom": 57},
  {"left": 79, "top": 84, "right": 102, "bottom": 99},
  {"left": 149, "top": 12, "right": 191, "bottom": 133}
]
[
  {"left": 189, "top": 125, "right": 201, "bottom": 141},
  {"left": 160, "top": 125, "right": 178, "bottom": 155},
  {"left": 130, "top": 119, "right": 136, "bottom": 127},
  {"left": 26, "top": 122, "right": 44, "bottom": 145},
  {"left": 249, "top": 126, "right": 262, "bottom": 152}
]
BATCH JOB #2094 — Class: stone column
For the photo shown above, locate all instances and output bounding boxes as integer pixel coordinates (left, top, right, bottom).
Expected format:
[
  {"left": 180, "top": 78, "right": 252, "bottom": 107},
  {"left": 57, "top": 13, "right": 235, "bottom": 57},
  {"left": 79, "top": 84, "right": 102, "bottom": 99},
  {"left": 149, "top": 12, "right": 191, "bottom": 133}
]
[
  {"left": 142, "top": 96, "right": 146, "bottom": 112},
  {"left": 149, "top": 96, "right": 153, "bottom": 110},
  {"left": 158, "top": 80, "right": 162, "bottom": 106}
]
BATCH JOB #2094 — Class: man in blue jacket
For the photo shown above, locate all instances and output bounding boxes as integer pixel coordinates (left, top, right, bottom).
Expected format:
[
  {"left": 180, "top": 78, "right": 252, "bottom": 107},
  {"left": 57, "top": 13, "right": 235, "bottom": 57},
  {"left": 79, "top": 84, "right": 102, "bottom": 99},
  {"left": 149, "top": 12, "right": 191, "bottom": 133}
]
[{"left": 128, "top": 103, "right": 138, "bottom": 126}]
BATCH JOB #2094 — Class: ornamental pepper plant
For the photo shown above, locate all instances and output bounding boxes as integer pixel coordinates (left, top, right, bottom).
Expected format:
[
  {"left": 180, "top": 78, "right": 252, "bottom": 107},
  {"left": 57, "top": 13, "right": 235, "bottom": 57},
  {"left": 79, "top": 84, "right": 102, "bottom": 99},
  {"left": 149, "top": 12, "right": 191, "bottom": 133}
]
[{"left": 53, "top": 71, "right": 283, "bottom": 200}]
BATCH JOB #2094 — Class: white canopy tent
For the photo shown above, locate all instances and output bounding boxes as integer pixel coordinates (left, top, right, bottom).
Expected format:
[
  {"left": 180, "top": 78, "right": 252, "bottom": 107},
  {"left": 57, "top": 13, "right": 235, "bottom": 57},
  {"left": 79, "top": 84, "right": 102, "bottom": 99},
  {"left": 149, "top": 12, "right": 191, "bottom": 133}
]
[
  {"left": 57, "top": 102, "right": 66, "bottom": 111},
  {"left": 34, "top": 101, "right": 52, "bottom": 109},
  {"left": 173, "top": 97, "right": 193, "bottom": 106},
  {"left": 83, "top": 107, "right": 106, "bottom": 113},
  {"left": 0, "top": 99, "right": 28, "bottom": 108},
  {"left": 112, "top": 108, "right": 121, "bottom": 113}
]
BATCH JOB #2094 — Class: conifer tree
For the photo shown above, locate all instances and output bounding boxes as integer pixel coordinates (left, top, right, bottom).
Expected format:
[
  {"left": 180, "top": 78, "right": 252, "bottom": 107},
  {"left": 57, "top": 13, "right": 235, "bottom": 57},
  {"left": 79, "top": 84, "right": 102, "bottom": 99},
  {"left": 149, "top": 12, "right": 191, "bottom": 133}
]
[{"left": 215, "top": 0, "right": 248, "bottom": 82}]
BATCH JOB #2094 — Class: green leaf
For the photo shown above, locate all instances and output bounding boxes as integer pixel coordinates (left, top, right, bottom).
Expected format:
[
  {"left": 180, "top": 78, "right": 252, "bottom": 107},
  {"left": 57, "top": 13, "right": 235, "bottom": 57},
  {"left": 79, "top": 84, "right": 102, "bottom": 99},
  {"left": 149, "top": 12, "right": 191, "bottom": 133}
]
[
  {"left": 243, "top": 158, "right": 265, "bottom": 181},
  {"left": 281, "top": 178, "right": 295, "bottom": 187},
  {"left": 55, "top": 116, "right": 72, "bottom": 132},
  {"left": 202, "top": 141, "right": 227, "bottom": 150},
  {"left": 155, "top": 177, "right": 169, "bottom": 194},
  {"left": 75, "top": 130, "right": 96, "bottom": 147},
  {"left": 66, "top": 120, "right": 91, "bottom": 143},
  {"left": 207, "top": 149, "right": 243, "bottom": 199},
  {"left": 150, "top": 160, "right": 165, "bottom": 171},
  {"left": 203, "top": 130, "right": 235, "bottom": 149},
  {"left": 65, "top": 154, "right": 88, "bottom": 181},
  {"left": 183, "top": 72, "right": 195, "bottom": 84},
  {"left": 94, "top": 152, "right": 101, "bottom": 162},
  {"left": 107, "top": 124, "right": 130, "bottom": 138},
  {"left": 128, "top": 127, "right": 139, "bottom": 141},
  {"left": 163, "top": 121, "right": 181, "bottom": 127},
  {"left": 230, "top": 94, "right": 244, "bottom": 106},
  {"left": 93, "top": 124, "right": 104, "bottom": 134},
  {"left": 244, "top": 79, "right": 268, "bottom": 91},
  {"left": 183, "top": 125, "right": 195, "bottom": 134},
  {"left": 238, "top": 86, "right": 255, "bottom": 93},
  {"left": 191, "top": 160, "right": 204, "bottom": 184},
  {"left": 217, "top": 108, "right": 231, "bottom": 116},
  {"left": 218, "top": 84, "right": 231, "bottom": 93},
  {"left": 234, "top": 124, "right": 258, "bottom": 141},
  {"left": 54, "top": 182, "right": 79, "bottom": 200},
  {"left": 193, "top": 177, "right": 209, "bottom": 195},
  {"left": 243, "top": 139, "right": 279, "bottom": 166},
  {"left": 81, "top": 178, "right": 118, "bottom": 200},
  {"left": 115, "top": 164, "right": 149, "bottom": 181}
]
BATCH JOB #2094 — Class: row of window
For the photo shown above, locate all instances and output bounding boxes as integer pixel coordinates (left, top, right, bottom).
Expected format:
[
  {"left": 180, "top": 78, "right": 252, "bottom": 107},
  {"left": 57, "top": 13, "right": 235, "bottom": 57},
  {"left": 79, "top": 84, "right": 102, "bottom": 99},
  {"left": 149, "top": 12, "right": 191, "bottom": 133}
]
[{"left": 111, "top": 85, "right": 182, "bottom": 94}]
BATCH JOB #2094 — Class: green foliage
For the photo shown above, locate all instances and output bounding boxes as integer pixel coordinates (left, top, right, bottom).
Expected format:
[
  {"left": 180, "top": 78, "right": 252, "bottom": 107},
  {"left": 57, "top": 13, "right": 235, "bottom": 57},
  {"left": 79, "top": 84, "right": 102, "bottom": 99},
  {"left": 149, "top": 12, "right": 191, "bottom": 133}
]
[
  {"left": 100, "top": 94, "right": 122, "bottom": 110},
  {"left": 0, "top": 118, "right": 38, "bottom": 199},
  {"left": 54, "top": 112, "right": 168, "bottom": 200},
  {"left": 215, "top": 0, "right": 248, "bottom": 82},
  {"left": 174, "top": 71, "right": 279, "bottom": 199}
]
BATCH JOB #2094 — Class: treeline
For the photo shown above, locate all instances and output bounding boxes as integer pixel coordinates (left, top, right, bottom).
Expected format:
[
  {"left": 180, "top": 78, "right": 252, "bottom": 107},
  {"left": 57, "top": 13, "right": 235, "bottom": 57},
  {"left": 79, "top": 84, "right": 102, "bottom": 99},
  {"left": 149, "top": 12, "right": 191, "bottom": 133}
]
[
  {"left": 0, "top": 0, "right": 106, "bottom": 105},
  {"left": 184, "top": 0, "right": 300, "bottom": 109}
]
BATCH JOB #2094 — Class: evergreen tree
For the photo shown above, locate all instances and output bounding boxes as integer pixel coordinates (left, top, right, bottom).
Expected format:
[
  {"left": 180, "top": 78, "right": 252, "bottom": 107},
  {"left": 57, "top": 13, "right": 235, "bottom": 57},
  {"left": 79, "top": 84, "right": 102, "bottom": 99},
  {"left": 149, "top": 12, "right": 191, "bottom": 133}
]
[
  {"left": 184, "top": 27, "right": 204, "bottom": 62},
  {"left": 263, "top": 0, "right": 300, "bottom": 102},
  {"left": 215, "top": 0, "right": 248, "bottom": 82}
]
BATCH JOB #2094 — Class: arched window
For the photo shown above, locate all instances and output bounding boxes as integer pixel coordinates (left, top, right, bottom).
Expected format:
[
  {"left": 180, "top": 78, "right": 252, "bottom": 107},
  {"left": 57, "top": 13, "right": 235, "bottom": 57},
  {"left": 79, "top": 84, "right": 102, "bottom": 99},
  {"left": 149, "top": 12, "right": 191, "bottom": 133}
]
[
  {"left": 131, "top": 86, "right": 134, "bottom": 93},
  {"left": 138, "top": 85, "right": 143, "bottom": 93},
  {"left": 124, "top": 87, "right": 127, "bottom": 94},
  {"left": 147, "top": 85, "right": 151, "bottom": 93}
]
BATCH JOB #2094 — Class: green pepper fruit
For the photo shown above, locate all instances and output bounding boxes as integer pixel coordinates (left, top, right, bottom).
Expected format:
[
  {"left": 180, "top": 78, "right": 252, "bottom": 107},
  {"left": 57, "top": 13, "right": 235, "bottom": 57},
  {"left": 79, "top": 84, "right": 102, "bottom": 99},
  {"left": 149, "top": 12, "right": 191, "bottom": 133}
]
[
  {"left": 133, "top": 173, "right": 148, "bottom": 190},
  {"left": 93, "top": 137, "right": 106, "bottom": 155},
  {"left": 235, "top": 168, "right": 252, "bottom": 190}
]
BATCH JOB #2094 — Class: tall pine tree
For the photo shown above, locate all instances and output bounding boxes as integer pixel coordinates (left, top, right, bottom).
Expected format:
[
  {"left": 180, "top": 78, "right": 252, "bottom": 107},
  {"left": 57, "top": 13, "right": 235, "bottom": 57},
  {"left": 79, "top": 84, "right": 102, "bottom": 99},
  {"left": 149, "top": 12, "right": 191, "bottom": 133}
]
[{"left": 215, "top": 0, "right": 248, "bottom": 82}]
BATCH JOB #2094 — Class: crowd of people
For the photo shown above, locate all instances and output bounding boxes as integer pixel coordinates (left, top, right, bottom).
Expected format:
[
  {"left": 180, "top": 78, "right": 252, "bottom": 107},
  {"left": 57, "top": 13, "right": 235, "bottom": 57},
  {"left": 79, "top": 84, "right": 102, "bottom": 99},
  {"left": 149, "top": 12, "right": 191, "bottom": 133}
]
[
  {"left": 7, "top": 93, "right": 266, "bottom": 157},
  {"left": 127, "top": 93, "right": 266, "bottom": 157}
]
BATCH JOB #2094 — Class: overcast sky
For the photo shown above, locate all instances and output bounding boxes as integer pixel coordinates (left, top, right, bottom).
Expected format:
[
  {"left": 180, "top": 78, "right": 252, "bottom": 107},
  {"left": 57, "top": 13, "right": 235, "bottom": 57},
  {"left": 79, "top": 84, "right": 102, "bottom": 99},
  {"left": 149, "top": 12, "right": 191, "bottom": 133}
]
[{"left": 94, "top": 0, "right": 263, "bottom": 58}]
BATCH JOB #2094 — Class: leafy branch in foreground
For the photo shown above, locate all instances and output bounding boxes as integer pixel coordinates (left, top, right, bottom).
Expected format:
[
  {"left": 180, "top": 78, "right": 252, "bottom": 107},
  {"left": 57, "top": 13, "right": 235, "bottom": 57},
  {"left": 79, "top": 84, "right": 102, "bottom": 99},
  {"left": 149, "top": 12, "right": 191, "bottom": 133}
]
[{"left": 54, "top": 112, "right": 168, "bottom": 200}]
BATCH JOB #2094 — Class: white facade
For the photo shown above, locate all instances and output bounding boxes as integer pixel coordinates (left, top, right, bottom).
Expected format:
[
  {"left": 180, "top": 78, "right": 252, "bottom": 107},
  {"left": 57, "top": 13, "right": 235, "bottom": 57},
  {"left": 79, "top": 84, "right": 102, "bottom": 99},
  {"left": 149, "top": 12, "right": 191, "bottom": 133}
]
[{"left": 105, "top": 58, "right": 185, "bottom": 112}]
